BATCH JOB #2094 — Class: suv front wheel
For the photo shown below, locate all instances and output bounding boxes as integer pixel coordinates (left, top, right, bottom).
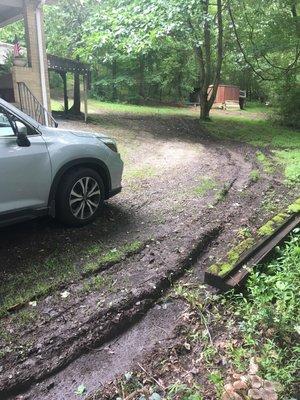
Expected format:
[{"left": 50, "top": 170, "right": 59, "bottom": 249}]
[{"left": 56, "top": 168, "right": 105, "bottom": 226}]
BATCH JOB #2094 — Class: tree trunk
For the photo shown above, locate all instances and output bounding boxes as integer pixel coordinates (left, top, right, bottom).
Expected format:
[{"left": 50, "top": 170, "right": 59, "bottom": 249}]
[
  {"left": 112, "top": 59, "right": 117, "bottom": 102},
  {"left": 70, "top": 71, "right": 81, "bottom": 115},
  {"left": 138, "top": 54, "right": 145, "bottom": 100},
  {"left": 197, "top": 0, "right": 223, "bottom": 121},
  {"left": 200, "top": 91, "right": 210, "bottom": 120}
]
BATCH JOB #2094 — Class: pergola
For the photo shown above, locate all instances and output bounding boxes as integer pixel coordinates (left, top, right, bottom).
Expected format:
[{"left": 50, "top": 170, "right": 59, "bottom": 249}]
[{"left": 48, "top": 54, "right": 91, "bottom": 122}]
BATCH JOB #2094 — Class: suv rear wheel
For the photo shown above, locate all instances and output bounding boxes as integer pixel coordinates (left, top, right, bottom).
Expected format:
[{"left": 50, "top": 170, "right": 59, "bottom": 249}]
[{"left": 56, "top": 168, "right": 105, "bottom": 226}]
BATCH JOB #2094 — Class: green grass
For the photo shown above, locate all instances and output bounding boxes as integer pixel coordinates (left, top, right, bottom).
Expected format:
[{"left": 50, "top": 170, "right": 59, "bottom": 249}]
[
  {"left": 51, "top": 97, "right": 196, "bottom": 116},
  {"left": 82, "top": 241, "right": 143, "bottom": 274},
  {"left": 274, "top": 149, "right": 300, "bottom": 184},
  {"left": 194, "top": 177, "right": 217, "bottom": 197},
  {"left": 208, "top": 117, "right": 300, "bottom": 148},
  {"left": 249, "top": 169, "right": 260, "bottom": 182},
  {"left": 51, "top": 98, "right": 64, "bottom": 112},
  {"left": 124, "top": 165, "right": 157, "bottom": 181},
  {"left": 51, "top": 98, "right": 271, "bottom": 118},
  {"left": 0, "top": 255, "right": 78, "bottom": 318},
  {"left": 243, "top": 101, "right": 272, "bottom": 114},
  {"left": 256, "top": 151, "right": 275, "bottom": 173},
  {"left": 206, "top": 117, "right": 299, "bottom": 184},
  {"left": 0, "top": 240, "right": 143, "bottom": 317}
]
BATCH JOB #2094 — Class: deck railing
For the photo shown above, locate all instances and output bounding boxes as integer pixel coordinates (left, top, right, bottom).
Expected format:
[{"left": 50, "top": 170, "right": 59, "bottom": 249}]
[{"left": 17, "top": 82, "right": 58, "bottom": 128}]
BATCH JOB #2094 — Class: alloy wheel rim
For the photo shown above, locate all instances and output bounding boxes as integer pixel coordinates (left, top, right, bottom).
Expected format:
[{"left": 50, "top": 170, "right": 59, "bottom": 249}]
[{"left": 69, "top": 177, "right": 101, "bottom": 220}]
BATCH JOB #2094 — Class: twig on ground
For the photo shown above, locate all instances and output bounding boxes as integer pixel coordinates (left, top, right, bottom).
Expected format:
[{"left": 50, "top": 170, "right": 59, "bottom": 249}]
[{"left": 137, "top": 362, "right": 166, "bottom": 390}]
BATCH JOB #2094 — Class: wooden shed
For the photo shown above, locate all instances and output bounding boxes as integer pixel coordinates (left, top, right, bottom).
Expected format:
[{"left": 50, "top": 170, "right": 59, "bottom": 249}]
[{"left": 208, "top": 84, "right": 241, "bottom": 109}]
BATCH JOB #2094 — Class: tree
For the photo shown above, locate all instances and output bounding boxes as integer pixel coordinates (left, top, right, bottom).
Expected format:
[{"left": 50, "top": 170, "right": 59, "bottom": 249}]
[{"left": 228, "top": 0, "right": 300, "bottom": 125}]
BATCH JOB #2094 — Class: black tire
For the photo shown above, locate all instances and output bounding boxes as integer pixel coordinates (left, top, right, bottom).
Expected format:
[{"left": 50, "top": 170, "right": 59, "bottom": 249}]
[{"left": 56, "top": 167, "right": 105, "bottom": 226}]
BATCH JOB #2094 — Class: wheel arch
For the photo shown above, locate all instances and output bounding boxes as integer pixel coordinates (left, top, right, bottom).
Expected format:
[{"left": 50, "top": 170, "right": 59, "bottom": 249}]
[{"left": 48, "top": 158, "right": 111, "bottom": 213}]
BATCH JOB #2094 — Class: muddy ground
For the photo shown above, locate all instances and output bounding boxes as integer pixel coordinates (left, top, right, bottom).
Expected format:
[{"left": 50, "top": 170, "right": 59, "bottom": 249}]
[{"left": 0, "top": 110, "right": 294, "bottom": 399}]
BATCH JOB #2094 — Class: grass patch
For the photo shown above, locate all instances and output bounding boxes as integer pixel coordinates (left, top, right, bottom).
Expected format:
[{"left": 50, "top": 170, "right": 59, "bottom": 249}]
[
  {"left": 0, "top": 241, "right": 143, "bottom": 317},
  {"left": 0, "top": 255, "right": 77, "bottom": 318},
  {"left": 207, "top": 115, "right": 299, "bottom": 184},
  {"left": 274, "top": 149, "right": 300, "bottom": 184},
  {"left": 51, "top": 97, "right": 196, "bottom": 117},
  {"left": 124, "top": 166, "right": 157, "bottom": 181},
  {"left": 256, "top": 151, "right": 274, "bottom": 173},
  {"left": 194, "top": 177, "right": 217, "bottom": 197},
  {"left": 208, "top": 117, "right": 300, "bottom": 149},
  {"left": 51, "top": 98, "right": 270, "bottom": 119},
  {"left": 82, "top": 275, "right": 111, "bottom": 293},
  {"left": 82, "top": 241, "right": 143, "bottom": 274},
  {"left": 249, "top": 169, "right": 260, "bottom": 182}
]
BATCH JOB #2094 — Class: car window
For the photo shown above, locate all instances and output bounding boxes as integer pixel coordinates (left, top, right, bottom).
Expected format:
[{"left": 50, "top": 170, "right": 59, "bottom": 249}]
[{"left": 0, "top": 111, "right": 15, "bottom": 137}]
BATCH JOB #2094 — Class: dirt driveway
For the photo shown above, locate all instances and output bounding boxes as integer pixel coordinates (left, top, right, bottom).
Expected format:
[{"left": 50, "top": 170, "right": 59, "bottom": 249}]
[{"left": 0, "top": 111, "right": 292, "bottom": 399}]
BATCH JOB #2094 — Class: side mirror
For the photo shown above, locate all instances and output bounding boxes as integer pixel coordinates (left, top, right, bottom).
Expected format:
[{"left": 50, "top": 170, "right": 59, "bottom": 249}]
[{"left": 16, "top": 126, "right": 31, "bottom": 147}]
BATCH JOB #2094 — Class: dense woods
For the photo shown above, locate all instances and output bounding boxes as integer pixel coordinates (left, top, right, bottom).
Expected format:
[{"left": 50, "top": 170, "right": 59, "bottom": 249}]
[{"left": 1, "top": 0, "right": 299, "bottom": 122}]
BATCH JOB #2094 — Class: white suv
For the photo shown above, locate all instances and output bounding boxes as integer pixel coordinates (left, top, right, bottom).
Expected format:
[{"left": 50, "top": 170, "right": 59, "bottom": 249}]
[{"left": 0, "top": 98, "right": 123, "bottom": 227}]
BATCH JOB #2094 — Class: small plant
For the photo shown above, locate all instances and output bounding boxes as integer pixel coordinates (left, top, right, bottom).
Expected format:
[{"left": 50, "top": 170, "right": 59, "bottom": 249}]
[
  {"left": 215, "top": 182, "right": 232, "bottom": 203},
  {"left": 82, "top": 275, "right": 108, "bottom": 293},
  {"left": 256, "top": 151, "right": 274, "bottom": 173},
  {"left": 167, "top": 382, "right": 203, "bottom": 399},
  {"left": 249, "top": 169, "right": 260, "bottom": 182},
  {"left": 194, "top": 177, "right": 216, "bottom": 197}
]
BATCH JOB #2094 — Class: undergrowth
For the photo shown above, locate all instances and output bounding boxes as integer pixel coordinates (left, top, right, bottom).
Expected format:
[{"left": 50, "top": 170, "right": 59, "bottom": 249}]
[{"left": 223, "top": 230, "right": 300, "bottom": 390}]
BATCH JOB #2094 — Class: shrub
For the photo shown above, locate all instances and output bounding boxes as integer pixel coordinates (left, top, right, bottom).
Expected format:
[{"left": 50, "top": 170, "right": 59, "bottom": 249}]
[{"left": 275, "top": 83, "right": 300, "bottom": 129}]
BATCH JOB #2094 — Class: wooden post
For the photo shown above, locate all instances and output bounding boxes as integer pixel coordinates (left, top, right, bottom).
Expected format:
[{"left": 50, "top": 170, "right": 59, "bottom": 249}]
[
  {"left": 60, "top": 72, "right": 68, "bottom": 113},
  {"left": 83, "top": 74, "right": 88, "bottom": 123}
]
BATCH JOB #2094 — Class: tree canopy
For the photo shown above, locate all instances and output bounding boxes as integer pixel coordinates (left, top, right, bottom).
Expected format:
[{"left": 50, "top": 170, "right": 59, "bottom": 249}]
[{"left": 1, "top": 0, "right": 299, "bottom": 122}]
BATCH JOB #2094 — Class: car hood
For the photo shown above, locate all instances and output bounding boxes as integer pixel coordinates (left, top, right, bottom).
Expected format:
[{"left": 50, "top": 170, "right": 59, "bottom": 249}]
[
  {"left": 42, "top": 127, "right": 110, "bottom": 140},
  {"left": 70, "top": 130, "right": 109, "bottom": 139}
]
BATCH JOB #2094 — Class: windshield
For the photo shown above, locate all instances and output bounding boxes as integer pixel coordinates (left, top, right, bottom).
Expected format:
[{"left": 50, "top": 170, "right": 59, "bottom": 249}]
[{"left": 0, "top": 98, "right": 40, "bottom": 129}]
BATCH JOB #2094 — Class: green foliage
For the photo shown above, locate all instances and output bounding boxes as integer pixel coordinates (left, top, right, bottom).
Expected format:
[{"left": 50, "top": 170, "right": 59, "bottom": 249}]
[
  {"left": 288, "top": 198, "right": 300, "bottom": 213},
  {"left": 0, "top": 21, "right": 25, "bottom": 44},
  {"left": 274, "top": 149, "right": 300, "bottom": 184},
  {"left": 256, "top": 151, "right": 274, "bottom": 173},
  {"left": 227, "top": 232, "right": 300, "bottom": 388},
  {"left": 274, "top": 82, "right": 300, "bottom": 129},
  {"left": 167, "top": 382, "right": 203, "bottom": 400},
  {"left": 75, "top": 384, "right": 86, "bottom": 396},
  {"left": 249, "top": 169, "right": 260, "bottom": 182}
]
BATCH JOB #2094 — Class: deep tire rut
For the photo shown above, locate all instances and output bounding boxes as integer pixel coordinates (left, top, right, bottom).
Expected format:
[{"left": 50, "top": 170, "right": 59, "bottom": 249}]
[{"left": 0, "top": 225, "right": 221, "bottom": 398}]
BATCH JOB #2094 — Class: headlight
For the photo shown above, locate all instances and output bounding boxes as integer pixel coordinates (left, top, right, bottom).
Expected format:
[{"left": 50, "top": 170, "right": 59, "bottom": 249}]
[{"left": 99, "top": 138, "right": 118, "bottom": 153}]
